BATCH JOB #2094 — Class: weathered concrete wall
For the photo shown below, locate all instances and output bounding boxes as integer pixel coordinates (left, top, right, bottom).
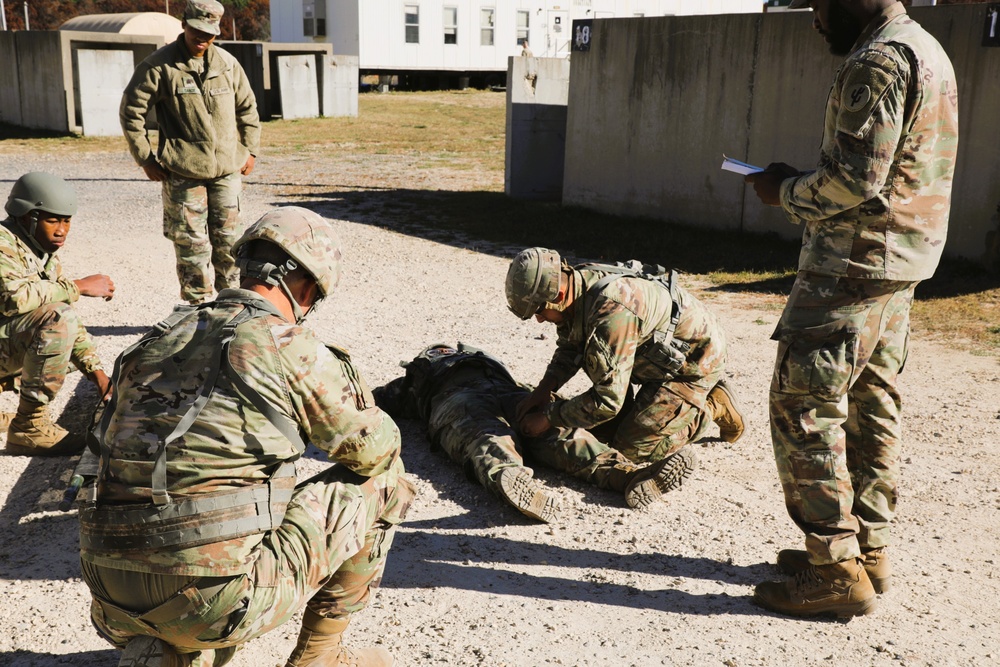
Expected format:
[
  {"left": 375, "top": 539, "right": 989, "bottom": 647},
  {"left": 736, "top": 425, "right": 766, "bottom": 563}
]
[
  {"left": 220, "top": 41, "right": 334, "bottom": 121},
  {"left": 563, "top": 6, "right": 1000, "bottom": 261},
  {"left": 321, "top": 55, "right": 360, "bottom": 118},
  {"left": 0, "top": 31, "right": 161, "bottom": 134},
  {"left": 505, "top": 56, "right": 571, "bottom": 201}
]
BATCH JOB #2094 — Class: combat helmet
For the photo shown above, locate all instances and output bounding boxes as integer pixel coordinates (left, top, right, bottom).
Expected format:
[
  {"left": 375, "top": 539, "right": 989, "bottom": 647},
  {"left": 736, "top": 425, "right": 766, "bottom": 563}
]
[
  {"left": 232, "top": 206, "right": 342, "bottom": 322},
  {"left": 505, "top": 247, "right": 562, "bottom": 319},
  {"left": 5, "top": 172, "right": 78, "bottom": 219}
]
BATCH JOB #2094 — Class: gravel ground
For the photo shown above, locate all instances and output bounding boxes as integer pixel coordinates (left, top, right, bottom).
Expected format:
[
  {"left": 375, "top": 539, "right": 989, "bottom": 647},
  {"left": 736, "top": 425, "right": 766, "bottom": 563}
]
[{"left": 0, "top": 148, "right": 998, "bottom": 667}]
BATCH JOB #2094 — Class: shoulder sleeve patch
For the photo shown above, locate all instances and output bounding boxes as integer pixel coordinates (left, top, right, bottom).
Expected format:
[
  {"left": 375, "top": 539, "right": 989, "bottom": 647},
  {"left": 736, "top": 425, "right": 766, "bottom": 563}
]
[{"left": 836, "top": 50, "right": 901, "bottom": 139}]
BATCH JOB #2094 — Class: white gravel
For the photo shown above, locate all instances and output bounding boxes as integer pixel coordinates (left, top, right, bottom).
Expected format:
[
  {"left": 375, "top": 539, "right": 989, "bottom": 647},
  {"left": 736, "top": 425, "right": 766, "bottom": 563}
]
[{"left": 0, "top": 148, "right": 998, "bottom": 667}]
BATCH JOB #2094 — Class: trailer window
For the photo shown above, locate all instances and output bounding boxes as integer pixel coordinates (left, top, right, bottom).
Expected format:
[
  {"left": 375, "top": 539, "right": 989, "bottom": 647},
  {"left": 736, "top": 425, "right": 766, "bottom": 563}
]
[
  {"left": 444, "top": 6, "right": 458, "bottom": 44},
  {"left": 303, "top": 0, "right": 326, "bottom": 37},
  {"left": 516, "top": 10, "right": 529, "bottom": 46},
  {"left": 405, "top": 5, "right": 419, "bottom": 44},
  {"left": 481, "top": 8, "right": 495, "bottom": 46}
]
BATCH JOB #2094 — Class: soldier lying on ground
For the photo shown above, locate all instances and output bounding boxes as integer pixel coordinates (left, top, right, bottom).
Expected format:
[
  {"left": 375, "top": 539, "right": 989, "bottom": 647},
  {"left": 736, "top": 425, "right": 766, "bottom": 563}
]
[
  {"left": 79, "top": 207, "right": 414, "bottom": 667},
  {"left": 374, "top": 343, "right": 696, "bottom": 523},
  {"left": 505, "top": 249, "right": 745, "bottom": 470},
  {"left": 1, "top": 172, "right": 115, "bottom": 456}
]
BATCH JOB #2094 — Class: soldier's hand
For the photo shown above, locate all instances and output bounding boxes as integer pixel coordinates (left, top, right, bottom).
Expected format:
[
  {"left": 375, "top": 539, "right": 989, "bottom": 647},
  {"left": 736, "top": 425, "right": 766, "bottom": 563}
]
[
  {"left": 516, "top": 386, "right": 553, "bottom": 422},
  {"left": 142, "top": 161, "right": 169, "bottom": 182},
  {"left": 520, "top": 411, "right": 552, "bottom": 438},
  {"left": 745, "top": 162, "right": 800, "bottom": 207},
  {"left": 75, "top": 274, "right": 116, "bottom": 300},
  {"left": 241, "top": 155, "right": 256, "bottom": 176}
]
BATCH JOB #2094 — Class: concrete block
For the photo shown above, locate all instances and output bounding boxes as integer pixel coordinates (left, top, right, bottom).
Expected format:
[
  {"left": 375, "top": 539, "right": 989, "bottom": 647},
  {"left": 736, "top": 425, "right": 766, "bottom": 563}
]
[
  {"left": 321, "top": 55, "right": 359, "bottom": 118},
  {"left": 277, "top": 54, "right": 320, "bottom": 120},
  {"left": 505, "top": 56, "right": 571, "bottom": 201},
  {"left": 76, "top": 49, "right": 134, "bottom": 136}
]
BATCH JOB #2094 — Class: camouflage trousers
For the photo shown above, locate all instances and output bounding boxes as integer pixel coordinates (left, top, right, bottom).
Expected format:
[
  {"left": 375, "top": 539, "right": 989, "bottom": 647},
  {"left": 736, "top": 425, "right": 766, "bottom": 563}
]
[
  {"left": 593, "top": 379, "right": 718, "bottom": 464},
  {"left": 427, "top": 379, "right": 637, "bottom": 494},
  {"left": 162, "top": 172, "right": 242, "bottom": 305},
  {"left": 0, "top": 303, "right": 102, "bottom": 404},
  {"left": 82, "top": 465, "right": 414, "bottom": 666},
  {"left": 769, "top": 272, "right": 916, "bottom": 565}
]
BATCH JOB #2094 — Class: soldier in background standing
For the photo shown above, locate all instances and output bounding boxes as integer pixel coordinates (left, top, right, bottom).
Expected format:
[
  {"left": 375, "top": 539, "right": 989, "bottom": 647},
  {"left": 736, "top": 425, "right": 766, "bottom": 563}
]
[
  {"left": 79, "top": 207, "right": 413, "bottom": 667},
  {"left": 1, "top": 172, "right": 114, "bottom": 456},
  {"left": 745, "top": 0, "right": 959, "bottom": 618},
  {"left": 120, "top": 0, "right": 260, "bottom": 306},
  {"left": 375, "top": 343, "right": 697, "bottom": 522}
]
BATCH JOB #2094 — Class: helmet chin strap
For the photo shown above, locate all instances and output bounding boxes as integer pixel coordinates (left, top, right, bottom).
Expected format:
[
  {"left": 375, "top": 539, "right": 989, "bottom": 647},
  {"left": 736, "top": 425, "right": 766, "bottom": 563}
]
[
  {"left": 23, "top": 212, "right": 48, "bottom": 255},
  {"left": 237, "top": 256, "right": 319, "bottom": 323}
]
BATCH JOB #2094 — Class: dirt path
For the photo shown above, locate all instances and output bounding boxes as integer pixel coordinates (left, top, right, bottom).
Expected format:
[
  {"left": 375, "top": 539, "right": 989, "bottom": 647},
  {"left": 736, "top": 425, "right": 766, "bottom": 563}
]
[{"left": 0, "top": 150, "right": 997, "bottom": 666}]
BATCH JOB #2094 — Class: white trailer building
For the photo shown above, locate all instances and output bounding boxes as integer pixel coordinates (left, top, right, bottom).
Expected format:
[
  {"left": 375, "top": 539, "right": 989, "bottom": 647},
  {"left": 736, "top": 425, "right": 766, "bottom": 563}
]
[{"left": 270, "top": 1, "right": 763, "bottom": 86}]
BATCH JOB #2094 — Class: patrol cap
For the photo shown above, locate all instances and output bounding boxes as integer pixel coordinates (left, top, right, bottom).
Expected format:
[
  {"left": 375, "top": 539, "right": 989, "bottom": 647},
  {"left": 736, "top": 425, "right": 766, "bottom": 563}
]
[
  {"left": 505, "top": 247, "right": 562, "bottom": 320},
  {"left": 788, "top": 0, "right": 810, "bottom": 8},
  {"left": 184, "top": 0, "right": 224, "bottom": 36},
  {"left": 233, "top": 206, "right": 342, "bottom": 298},
  {"left": 5, "top": 172, "right": 77, "bottom": 218}
]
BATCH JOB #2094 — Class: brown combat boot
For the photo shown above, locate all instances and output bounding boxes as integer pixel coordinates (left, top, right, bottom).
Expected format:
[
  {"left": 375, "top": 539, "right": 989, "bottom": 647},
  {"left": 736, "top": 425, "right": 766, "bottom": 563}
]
[
  {"left": 118, "top": 636, "right": 189, "bottom": 667},
  {"left": 706, "top": 378, "right": 745, "bottom": 443},
  {"left": 776, "top": 547, "right": 891, "bottom": 594},
  {"left": 4, "top": 397, "right": 83, "bottom": 456},
  {"left": 496, "top": 466, "right": 561, "bottom": 523},
  {"left": 754, "top": 557, "right": 877, "bottom": 618},
  {"left": 285, "top": 609, "right": 394, "bottom": 667},
  {"left": 0, "top": 412, "right": 13, "bottom": 432},
  {"left": 623, "top": 446, "right": 697, "bottom": 510}
]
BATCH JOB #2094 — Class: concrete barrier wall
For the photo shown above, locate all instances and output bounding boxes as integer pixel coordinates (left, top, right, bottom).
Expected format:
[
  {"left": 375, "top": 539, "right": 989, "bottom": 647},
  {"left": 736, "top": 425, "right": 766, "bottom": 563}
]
[
  {"left": 321, "top": 55, "right": 360, "bottom": 118},
  {"left": 0, "top": 31, "right": 161, "bottom": 134},
  {"left": 563, "top": 5, "right": 1000, "bottom": 262},
  {"left": 505, "top": 56, "right": 572, "bottom": 201}
]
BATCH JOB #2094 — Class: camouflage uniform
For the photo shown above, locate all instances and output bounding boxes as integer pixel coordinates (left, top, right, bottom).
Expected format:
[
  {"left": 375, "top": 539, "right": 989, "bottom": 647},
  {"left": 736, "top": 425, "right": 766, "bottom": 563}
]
[
  {"left": 771, "top": 3, "right": 958, "bottom": 565},
  {"left": 79, "top": 290, "right": 412, "bottom": 666},
  {"left": 375, "top": 344, "right": 642, "bottom": 497},
  {"left": 120, "top": 6, "right": 260, "bottom": 305},
  {"left": 542, "top": 266, "right": 728, "bottom": 463},
  {"left": 0, "top": 218, "right": 103, "bottom": 404}
]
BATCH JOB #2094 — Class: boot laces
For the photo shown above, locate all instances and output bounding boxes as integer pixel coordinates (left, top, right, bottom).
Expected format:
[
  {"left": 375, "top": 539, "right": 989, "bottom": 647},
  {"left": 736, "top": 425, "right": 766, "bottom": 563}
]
[{"left": 791, "top": 565, "right": 825, "bottom": 595}]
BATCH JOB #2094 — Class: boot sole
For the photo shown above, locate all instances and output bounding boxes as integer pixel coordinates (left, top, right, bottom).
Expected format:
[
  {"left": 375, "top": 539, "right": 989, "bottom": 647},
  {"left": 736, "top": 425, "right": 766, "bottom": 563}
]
[
  {"left": 119, "top": 636, "right": 170, "bottom": 667},
  {"left": 752, "top": 589, "right": 878, "bottom": 619},
  {"left": 497, "top": 468, "right": 561, "bottom": 523},
  {"left": 710, "top": 380, "right": 745, "bottom": 443},
  {"left": 624, "top": 447, "right": 697, "bottom": 510}
]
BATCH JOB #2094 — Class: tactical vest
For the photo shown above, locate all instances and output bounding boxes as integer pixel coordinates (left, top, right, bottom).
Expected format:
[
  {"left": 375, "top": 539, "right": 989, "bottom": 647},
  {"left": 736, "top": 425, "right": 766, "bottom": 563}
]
[
  {"left": 405, "top": 342, "right": 517, "bottom": 419},
  {"left": 579, "top": 261, "right": 692, "bottom": 380},
  {"left": 79, "top": 296, "right": 303, "bottom": 554}
]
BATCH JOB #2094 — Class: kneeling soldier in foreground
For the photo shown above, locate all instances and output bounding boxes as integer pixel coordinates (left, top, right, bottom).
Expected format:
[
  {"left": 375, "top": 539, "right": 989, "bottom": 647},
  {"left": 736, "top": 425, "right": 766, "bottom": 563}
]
[
  {"left": 375, "top": 343, "right": 696, "bottom": 522},
  {"left": 79, "top": 207, "right": 414, "bottom": 667}
]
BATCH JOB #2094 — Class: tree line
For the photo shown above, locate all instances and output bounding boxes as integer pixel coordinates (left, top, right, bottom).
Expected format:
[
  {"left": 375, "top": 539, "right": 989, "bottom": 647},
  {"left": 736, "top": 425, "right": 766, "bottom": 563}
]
[{"left": 2, "top": 0, "right": 271, "bottom": 41}]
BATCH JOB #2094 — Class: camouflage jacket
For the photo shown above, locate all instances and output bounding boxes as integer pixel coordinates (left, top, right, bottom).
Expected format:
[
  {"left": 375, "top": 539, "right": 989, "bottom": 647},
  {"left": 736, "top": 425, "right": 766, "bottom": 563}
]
[
  {"left": 81, "top": 290, "right": 402, "bottom": 576},
  {"left": 542, "top": 267, "right": 726, "bottom": 429},
  {"left": 120, "top": 36, "right": 260, "bottom": 180},
  {"left": 0, "top": 217, "right": 82, "bottom": 319},
  {"left": 779, "top": 2, "right": 958, "bottom": 280}
]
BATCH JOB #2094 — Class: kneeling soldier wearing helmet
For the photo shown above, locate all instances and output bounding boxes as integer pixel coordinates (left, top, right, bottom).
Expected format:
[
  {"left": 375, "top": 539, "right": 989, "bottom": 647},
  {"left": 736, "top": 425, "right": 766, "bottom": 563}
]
[
  {"left": 1, "top": 172, "right": 115, "bottom": 456},
  {"left": 505, "top": 248, "right": 744, "bottom": 504},
  {"left": 79, "top": 206, "right": 414, "bottom": 667}
]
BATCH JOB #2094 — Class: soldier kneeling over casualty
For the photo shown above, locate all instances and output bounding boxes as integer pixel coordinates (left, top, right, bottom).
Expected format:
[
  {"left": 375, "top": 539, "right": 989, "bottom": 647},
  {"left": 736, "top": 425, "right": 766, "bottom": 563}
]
[
  {"left": 505, "top": 248, "right": 745, "bottom": 480},
  {"left": 78, "top": 207, "right": 415, "bottom": 667},
  {"left": 374, "top": 343, "right": 696, "bottom": 522},
  {"left": 1, "top": 172, "right": 115, "bottom": 456}
]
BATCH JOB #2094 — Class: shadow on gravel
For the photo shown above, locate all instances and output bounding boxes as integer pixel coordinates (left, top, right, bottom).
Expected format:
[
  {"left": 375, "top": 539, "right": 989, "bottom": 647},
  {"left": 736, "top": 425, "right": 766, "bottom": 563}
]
[
  {"left": 0, "top": 649, "right": 118, "bottom": 666},
  {"left": 385, "top": 528, "right": 772, "bottom": 616},
  {"left": 0, "top": 381, "right": 98, "bottom": 582},
  {"left": 86, "top": 325, "right": 151, "bottom": 337},
  {"left": 269, "top": 190, "right": 1000, "bottom": 302}
]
